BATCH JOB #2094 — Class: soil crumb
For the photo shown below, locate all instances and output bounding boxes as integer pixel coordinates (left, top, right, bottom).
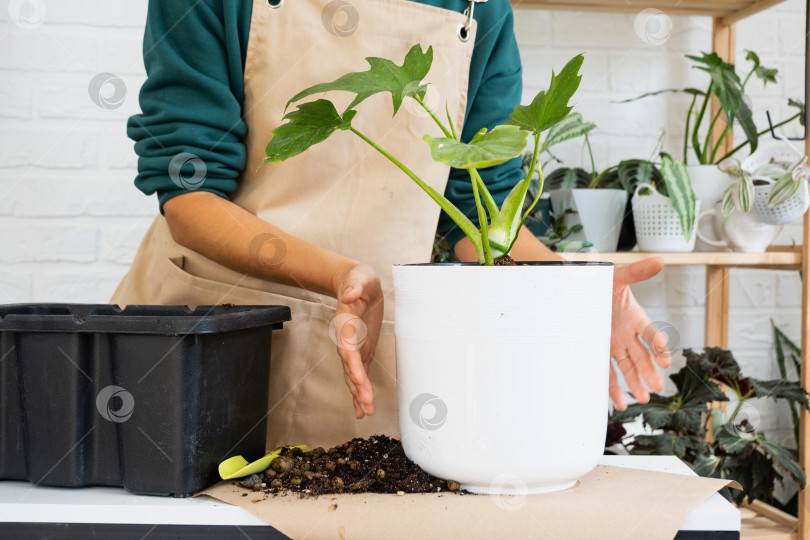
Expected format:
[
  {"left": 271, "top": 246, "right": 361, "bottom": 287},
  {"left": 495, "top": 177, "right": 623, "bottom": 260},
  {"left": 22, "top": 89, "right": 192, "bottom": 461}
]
[
  {"left": 234, "top": 435, "right": 463, "bottom": 497},
  {"left": 493, "top": 255, "right": 517, "bottom": 266}
]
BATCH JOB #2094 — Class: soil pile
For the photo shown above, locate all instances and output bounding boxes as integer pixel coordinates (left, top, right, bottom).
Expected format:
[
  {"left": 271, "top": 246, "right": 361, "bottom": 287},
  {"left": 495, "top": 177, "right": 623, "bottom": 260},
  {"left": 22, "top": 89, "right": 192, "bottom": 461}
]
[{"left": 235, "top": 435, "right": 461, "bottom": 496}]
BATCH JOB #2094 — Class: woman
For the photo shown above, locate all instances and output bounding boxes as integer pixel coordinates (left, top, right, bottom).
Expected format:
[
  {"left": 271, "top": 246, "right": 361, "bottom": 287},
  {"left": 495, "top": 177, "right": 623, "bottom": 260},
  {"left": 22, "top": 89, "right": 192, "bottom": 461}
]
[{"left": 114, "top": 0, "right": 669, "bottom": 450}]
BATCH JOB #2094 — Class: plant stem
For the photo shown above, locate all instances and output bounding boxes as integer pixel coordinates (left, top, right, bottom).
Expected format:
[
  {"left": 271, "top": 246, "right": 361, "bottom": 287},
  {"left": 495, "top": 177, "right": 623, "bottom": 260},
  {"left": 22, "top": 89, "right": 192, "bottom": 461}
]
[
  {"left": 684, "top": 94, "right": 697, "bottom": 164},
  {"left": 469, "top": 168, "right": 493, "bottom": 265},
  {"left": 415, "top": 95, "right": 452, "bottom": 138},
  {"left": 445, "top": 103, "right": 458, "bottom": 140},
  {"left": 703, "top": 109, "right": 723, "bottom": 163},
  {"left": 728, "top": 398, "right": 746, "bottom": 425},
  {"left": 585, "top": 133, "right": 597, "bottom": 177},
  {"left": 716, "top": 112, "right": 802, "bottom": 162},
  {"left": 522, "top": 133, "right": 544, "bottom": 221},
  {"left": 709, "top": 124, "right": 731, "bottom": 163},
  {"left": 350, "top": 126, "right": 483, "bottom": 259},
  {"left": 692, "top": 82, "right": 713, "bottom": 164}
]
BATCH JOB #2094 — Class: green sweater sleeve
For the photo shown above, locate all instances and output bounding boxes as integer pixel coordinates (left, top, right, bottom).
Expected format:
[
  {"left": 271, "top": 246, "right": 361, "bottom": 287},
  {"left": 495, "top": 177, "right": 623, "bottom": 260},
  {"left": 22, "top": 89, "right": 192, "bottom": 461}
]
[
  {"left": 127, "top": 0, "right": 250, "bottom": 210},
  {"left": 129, "top": 0, "right": 524, "bottom": 246}
]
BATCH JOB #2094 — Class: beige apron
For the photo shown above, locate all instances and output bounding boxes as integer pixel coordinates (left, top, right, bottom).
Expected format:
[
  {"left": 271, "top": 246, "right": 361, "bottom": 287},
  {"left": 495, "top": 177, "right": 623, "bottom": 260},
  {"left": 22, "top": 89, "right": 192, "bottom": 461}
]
[{"left": 112, "top": 0, "right": 476, "bottom": 450}]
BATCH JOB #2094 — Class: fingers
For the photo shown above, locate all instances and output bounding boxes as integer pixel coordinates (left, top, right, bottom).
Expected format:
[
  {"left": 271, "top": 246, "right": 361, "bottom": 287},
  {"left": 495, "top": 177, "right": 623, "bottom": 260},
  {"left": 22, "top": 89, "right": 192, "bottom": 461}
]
[
  {"left": 337, "top": 346, "right": 375, "bottom": 417},
  {"left": 609, "top": 362, "right": 627, "bottom": 410},
  {"left": 647, "top": 324, "right": 672, "bottom": 369},
  {"left": 614, "top": 351, "right": 649, "bottom": 404},
  {"left": 627, "top": 336, "right": 663, "bottom": 393},
  {"left": 614, "top": 257, "right": 665, "bottom": 288}
]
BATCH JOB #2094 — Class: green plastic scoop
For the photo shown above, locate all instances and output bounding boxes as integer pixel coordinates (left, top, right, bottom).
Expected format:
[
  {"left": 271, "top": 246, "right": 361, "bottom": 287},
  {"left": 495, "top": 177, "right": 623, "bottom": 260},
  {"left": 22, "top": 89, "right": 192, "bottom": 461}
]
[{"left": 218, "top": 445, "right": 307, "bottom": 480}]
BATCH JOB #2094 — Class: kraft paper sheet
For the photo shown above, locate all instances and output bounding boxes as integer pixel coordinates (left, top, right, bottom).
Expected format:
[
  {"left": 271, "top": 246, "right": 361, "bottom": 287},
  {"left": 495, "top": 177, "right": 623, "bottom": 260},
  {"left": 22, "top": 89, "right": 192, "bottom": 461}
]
[{"left": 198, "top": 465, "right": 740, "bottom": 539}]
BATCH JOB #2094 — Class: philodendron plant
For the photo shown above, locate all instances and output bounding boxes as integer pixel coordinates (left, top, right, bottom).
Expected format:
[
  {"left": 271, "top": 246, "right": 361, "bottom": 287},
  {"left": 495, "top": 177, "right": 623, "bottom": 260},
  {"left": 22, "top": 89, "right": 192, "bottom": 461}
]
[{"left": 262, "top": 45, "right": 583, "bottom": 265}]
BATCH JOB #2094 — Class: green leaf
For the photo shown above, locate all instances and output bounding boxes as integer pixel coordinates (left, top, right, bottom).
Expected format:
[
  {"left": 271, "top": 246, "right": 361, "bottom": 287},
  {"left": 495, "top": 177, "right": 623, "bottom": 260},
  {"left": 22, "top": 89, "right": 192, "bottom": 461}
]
[
  {"left": 423, "top": 125, "right": 527, "bottom": 169},
  {"left": 508, "top": 54, "right": 585, "bottom": 134},
  {"left": 285, "top": 44, "right": 433, "bottom": 115},
  {"left": 715, "top": 427, "right": 753, "bottom": 454},
  {"left": 789, "top": 98, "right": 806, "bottom": 127},
  {"left": 687, "top": 52, "right": 759, "bottom": 154},
  {"left": 544, "top": 167, "right": 593, "bottom": 191},
  {"left": 745, "top": 50, "right": 761, "bottom": 70},
  {"left": 693, "top": 452, "right": 724, "bottom": 477},
  {"left": 748, "top": 50, "right": 779, "bottom": 86},
  {"left": 632, "top": 434, "right": 694, "bottom": 458},
  {"left": 263, "top": 100, "right": 356, "bottom": 163},
  {"left": 661, "top": 153, "right": 697, "bottom": 240},
  {"left": 768, "top": 176, "right": 803, "bottom": 207},
  {"left": 685, "top": 347, "right": 743, "bottom": 385},
  {"left": 751, "top": 379, "right": 810, "bottom": 410},
  {"left": 598, "top": 160, "right": 663, "bottom": 194},
  {"left": 614, "top": 87, "right": 705, "bottom": 104},
  {"left": 540, "top": 112, "right": 596, "bottom": 153},
  {"left": 760, "top": 439, "right": 806, "bottom": 488}
]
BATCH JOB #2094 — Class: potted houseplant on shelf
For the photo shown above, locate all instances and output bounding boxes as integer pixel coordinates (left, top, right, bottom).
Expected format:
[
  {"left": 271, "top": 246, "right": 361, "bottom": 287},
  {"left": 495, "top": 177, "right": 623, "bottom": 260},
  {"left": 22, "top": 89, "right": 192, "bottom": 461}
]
[
  {"left": 631, "top": 153, "right": 699, "bottom": 252},
  {"left": 609, "top": 346, "right": 809, "bottom": 511},
  {"left": 623, "top": 50, "right": 803, "bottom": 228},
  {"left": 520, "top": 114, "right": 628, "bottom": 253},
  {"left": 719, "top": 136, "right": 810, "bottom": 225},
  {"left": 262, "top": 46, "right": 613, "bottom": 494}
]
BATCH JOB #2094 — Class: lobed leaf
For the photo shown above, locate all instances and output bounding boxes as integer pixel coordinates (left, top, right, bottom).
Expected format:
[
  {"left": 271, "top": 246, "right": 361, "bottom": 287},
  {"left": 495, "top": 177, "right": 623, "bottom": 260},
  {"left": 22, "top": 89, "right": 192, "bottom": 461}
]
[
  {"left": 508, "top": 55, "right": 585, "bottom": 134},
  {"left": 285, "top": 44, "right": 433, "bottom": 115},
  {"left": 263, "top": 100, "right": 356, "bottom": 164}
]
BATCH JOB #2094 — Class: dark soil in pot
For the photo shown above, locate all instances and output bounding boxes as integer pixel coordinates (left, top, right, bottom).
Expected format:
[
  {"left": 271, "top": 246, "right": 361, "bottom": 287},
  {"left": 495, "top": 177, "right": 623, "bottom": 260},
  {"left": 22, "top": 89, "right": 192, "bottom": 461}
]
[{"left": 234, "top": 435, "right": 462, "bottom": 497}]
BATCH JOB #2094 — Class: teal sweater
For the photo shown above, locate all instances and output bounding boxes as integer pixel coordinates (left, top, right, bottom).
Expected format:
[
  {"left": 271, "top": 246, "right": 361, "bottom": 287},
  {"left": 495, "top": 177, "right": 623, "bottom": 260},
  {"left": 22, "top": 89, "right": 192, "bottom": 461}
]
[{"left": 128, "top": 0, "right": 524, "bottom": 249}]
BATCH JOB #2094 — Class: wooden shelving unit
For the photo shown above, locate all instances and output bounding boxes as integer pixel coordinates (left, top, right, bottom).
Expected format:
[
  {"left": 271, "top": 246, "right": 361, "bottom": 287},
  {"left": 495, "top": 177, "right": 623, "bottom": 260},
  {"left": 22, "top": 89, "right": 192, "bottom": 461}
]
[
  {"left": 511, "top": 0, "right": 807, "bottom": 538},
  {"left": 511, "top": 0, "right": 788, "bottom": 24}
]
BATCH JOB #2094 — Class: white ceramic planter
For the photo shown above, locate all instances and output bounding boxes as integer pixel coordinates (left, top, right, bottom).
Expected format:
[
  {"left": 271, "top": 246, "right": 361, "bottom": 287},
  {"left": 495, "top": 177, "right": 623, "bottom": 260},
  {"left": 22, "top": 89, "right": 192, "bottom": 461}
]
[
  {"left": 393, "top": 262, "right": 613, "bottom": 494},
  {"left": 687, "top": 165, "right": 734, "bottom": 252},
  {"left": 549, "top": 189, "right": 628, "bottom": 252}
]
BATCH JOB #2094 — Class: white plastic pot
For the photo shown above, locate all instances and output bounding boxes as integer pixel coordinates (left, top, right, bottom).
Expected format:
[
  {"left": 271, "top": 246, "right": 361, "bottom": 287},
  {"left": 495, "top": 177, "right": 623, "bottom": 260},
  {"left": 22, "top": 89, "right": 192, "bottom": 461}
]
[
  {"left": 631, "top": 183, "right": 700, "bottom": 252},
  {"left": 548, "top": 189, "right": 628, "bottom": 252},
  {"left": 393, "top": 262, "right": 613, "bottom": 494}
]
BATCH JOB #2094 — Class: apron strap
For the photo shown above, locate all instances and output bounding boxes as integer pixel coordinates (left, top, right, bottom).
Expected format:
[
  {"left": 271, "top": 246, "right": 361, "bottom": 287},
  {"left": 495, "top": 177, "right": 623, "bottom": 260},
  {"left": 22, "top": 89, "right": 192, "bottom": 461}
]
[{"left": 459, "top": 0, "right": 487, "bottom": 42}]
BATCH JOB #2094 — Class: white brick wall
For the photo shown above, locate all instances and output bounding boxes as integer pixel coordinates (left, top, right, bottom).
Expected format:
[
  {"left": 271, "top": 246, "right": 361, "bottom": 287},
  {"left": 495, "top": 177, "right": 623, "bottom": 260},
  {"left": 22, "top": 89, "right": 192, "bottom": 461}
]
[{"left": 0, "top": 0, "right": 806, "bottom": 483}]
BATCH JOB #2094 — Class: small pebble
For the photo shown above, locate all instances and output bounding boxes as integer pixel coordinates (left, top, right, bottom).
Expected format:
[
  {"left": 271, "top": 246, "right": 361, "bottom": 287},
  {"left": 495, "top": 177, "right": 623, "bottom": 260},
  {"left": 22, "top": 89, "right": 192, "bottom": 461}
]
[
  {"left": 376, "top": 469, "right": 386, "bottom": 479},
  {"left": 290, "top": 477, "right": 302, "bottom": 486},
  {"left": 271, "top": 456, "right": 295, "bottom": 473},
  {"left": 271, "top": 479, "right": 283, "bottom": 488},
  {"left": 397, "top": 491, "right": 405, "bottom": 496},
  {"left": 337, "top": 458, "right": 346, "bottom": 465},
  {"left": 331, "top": 477, "right": 344, "bottom": 489},
  {"left": 447, "top": 481, "right": 460, "bottom": 492}
]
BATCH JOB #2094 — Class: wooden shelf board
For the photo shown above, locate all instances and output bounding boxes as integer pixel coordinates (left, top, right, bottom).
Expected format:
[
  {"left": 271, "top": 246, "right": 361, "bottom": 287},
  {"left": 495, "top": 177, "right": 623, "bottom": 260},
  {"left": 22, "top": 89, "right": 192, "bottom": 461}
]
[
  {"left": 560, "top": 247, "right": 802, "bottom": 268},
  {"left": 740, "top": 501, "right": 798, "bottom": 539},
  {"left": 510, "top": 0, "right": 789, "bottom": 24}
]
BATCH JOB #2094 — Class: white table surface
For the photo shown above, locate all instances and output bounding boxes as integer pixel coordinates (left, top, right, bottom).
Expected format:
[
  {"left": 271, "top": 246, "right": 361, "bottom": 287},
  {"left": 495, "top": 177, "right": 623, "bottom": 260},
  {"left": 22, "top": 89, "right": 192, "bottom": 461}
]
[{"left": 0, "top": 455, "right": 739, "bottom": 532}]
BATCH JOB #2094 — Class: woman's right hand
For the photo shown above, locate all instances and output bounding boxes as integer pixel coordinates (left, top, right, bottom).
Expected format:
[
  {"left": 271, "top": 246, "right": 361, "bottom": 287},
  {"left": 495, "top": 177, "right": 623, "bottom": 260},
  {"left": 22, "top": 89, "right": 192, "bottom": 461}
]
[{"left": 332, "top": 263, "right": 384, "bottom": 419}]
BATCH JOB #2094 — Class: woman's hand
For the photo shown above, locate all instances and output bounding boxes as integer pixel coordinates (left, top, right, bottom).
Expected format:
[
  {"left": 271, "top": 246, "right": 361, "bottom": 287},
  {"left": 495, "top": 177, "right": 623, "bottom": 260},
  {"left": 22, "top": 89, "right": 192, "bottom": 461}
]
[
  {"left": 332, "top": 263, "right": 384, "bottom": 419},
  {"left": 610, "top": 257, "right": 670, "bottom": 410}
]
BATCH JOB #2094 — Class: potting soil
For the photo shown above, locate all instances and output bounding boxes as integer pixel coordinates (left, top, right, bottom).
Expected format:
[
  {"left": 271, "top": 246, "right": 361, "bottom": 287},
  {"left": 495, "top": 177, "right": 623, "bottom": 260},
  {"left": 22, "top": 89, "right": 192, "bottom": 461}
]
[{"left": 234, "top": 435, "right": 461, "bottom": 496}]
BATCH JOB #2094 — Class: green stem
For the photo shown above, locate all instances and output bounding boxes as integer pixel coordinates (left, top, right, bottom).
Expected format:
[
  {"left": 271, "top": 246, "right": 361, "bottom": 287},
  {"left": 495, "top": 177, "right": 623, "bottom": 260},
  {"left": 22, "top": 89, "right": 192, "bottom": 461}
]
[
  {"left": 716, "top": 112, "right": 802, "bottom": 163},
  {"left": 728, "top": 399, "right": 746, "bottom": 425},
  {"left": 684, "top": 94, "right": 697, "bottom": 164},
  {"left": 692, "top": 82, "right": 713, "bottom": 164},
  {"left": 585, "top": 133, "right": 597, "bottom": 177},
  {"left": 468, "top": 168, "right": 493, "bottom": 265},
  {"left": 703, "top": 109, "right": 723, "bottom": 163},
  {"left": 445, "top": 103, "right": 458, "bottom": 140},
  {"left": 350, "top": 126, "right": 483, "bottom": 259},
  {"left": 476, "top": 174, "right": 500, "bottom": 220},
  {"left": 521, "top": 133, "right": 543, "bottom": 222},
  {"left": 415, "top": 95, "right": 452, "bottom": 138},
  {"left": 709, "top": 124, "right": 731, "bottom": 163}
]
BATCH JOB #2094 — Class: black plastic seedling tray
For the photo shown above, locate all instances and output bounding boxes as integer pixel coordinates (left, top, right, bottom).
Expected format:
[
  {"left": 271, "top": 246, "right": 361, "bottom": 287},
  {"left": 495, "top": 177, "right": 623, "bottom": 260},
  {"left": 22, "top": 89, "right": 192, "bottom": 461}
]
[{"left": 0, "top": 304, "right": 291, "bottom": 497}]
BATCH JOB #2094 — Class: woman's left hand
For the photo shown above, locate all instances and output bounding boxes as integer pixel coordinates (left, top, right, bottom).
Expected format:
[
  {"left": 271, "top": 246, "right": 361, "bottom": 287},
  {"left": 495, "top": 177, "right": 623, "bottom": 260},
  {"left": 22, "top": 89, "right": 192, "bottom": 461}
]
[{"left": 610, "top": 257, "right": 670, "bottom": 410}]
